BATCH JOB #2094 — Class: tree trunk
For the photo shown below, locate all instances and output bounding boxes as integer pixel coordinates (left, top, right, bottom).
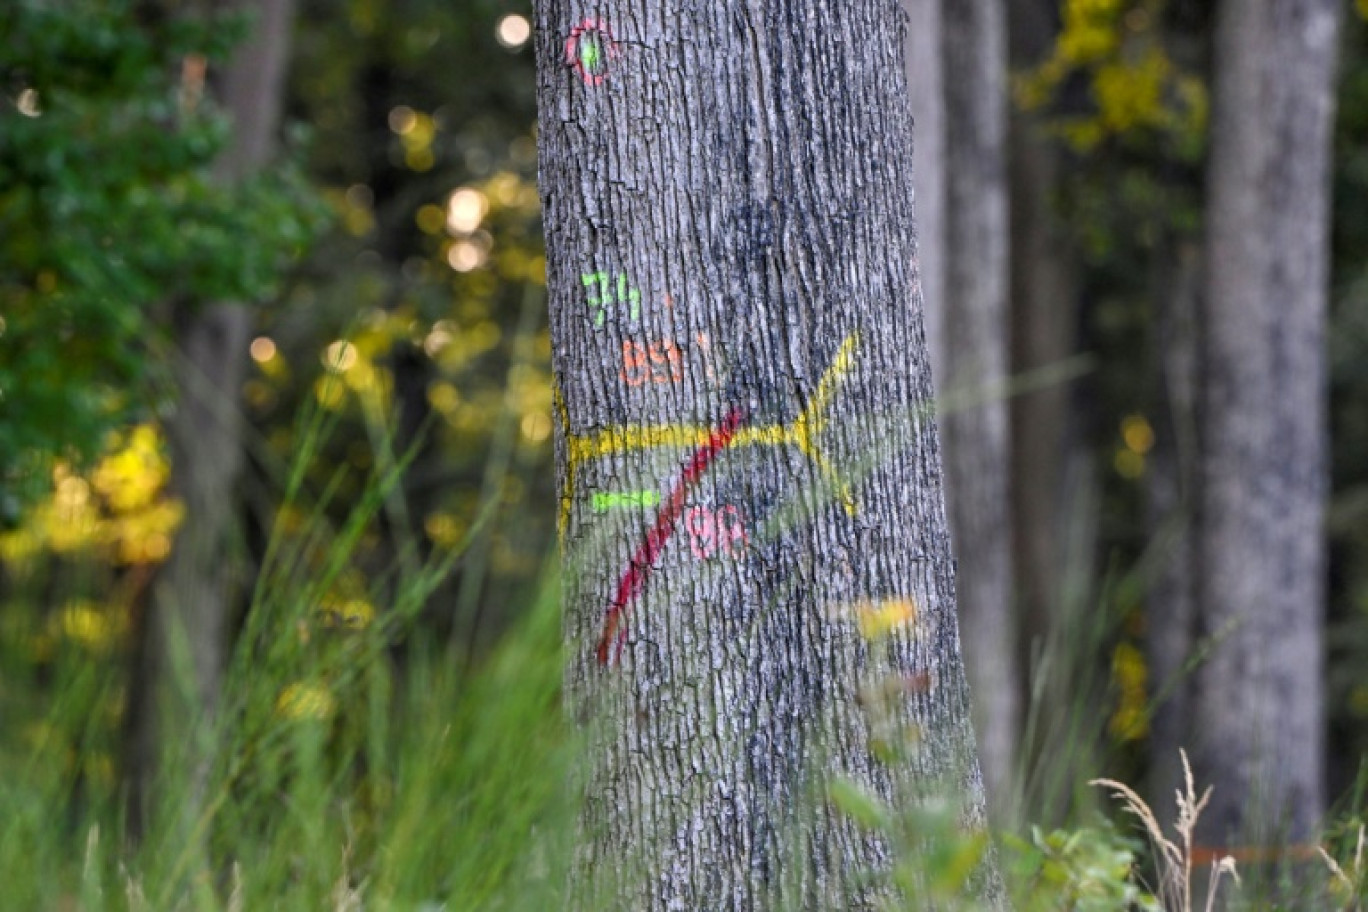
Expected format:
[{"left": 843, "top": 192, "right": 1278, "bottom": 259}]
[
  {"left": 905, "top": 0, "right": 945, "bottom": 384},
  {"left": 1140, "top": 9, "right": 1206, "bottom": 825},
  {"left": 1145, "top": 240, "right": 1200, "bottom": 818},
  {"left": 126, "top": 0, "right": 297, "bottom": 832},
  {"left": 938, "top": 0, "right": 1017, "bottom": 806},
  {"left": 1004, "top": 0, "right": 1094, "bottom": 824},
  {"left": 1006, "top": 0, "right": 1081, "bottom": 685},
  {"left": 533, "top": 2, "right": 1002, "bottom": 908},
  {"left": 1194, "top": 0, "right": 1340, "bottom": 846}
]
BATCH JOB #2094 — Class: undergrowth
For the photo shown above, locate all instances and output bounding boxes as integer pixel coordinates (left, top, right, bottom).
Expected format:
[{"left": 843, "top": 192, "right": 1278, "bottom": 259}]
[{"left": 1, "top": 404, "right": 1365, "bottom": 910}]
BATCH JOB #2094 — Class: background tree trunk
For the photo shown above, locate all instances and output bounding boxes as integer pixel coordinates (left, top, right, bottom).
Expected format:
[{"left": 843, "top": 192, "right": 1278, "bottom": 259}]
[
  {"left": 1141, "top": 3, "right": 1208, "bottom": 826},
  {"left": 533, "top": 1, "right": 1002, "bottom": 907},
  {"left": 1146, "top": 240, "right": 1200, "bottom": 817},
  {"left": 126, "top": 0, "right": 297, "bottom": 831},
  {"left": 1004, "top": 0, "right": 1094, "bottom": 823},
  {"left": 939, "top": 0, "right": 1017, "bottom": 806},
  {"left": 1006, "top": 0, "right": 1082, "bottom": 683},
  {"left": 905, "top": 0, "right": 945, "bottom": 383},
  {"left": 1194, "top": 0, "right": 1340, "bottom": 846}
]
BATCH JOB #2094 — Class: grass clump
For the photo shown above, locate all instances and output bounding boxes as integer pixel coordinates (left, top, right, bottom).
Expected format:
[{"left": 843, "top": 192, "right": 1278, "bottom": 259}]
[{"left": 1091, "top": 749, "right": 1238, "bottom": 912}]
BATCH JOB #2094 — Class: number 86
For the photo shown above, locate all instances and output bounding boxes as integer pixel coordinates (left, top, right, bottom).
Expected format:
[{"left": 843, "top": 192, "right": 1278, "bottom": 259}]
[{"left": 684, "top": 505, "right": 747, "bottom": 560}]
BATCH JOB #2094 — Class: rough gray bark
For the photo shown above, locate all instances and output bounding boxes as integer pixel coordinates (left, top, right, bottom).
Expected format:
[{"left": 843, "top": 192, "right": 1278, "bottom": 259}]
[
  {"left": 533, "top": 2, "right": 1002, "bottom": 908},
  {"left": 938, "top": 0, "right": 1017, "bottom": 806},
  {"left": 1194, "top": 0, "right": 1340, "bottom": 845},
  {"left": 127, "top": 0, "right": 296, "bottom": 828}
]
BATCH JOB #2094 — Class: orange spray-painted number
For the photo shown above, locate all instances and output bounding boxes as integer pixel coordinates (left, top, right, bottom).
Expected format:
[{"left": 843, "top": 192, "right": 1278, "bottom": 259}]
[{"left": 621, "top": 339, "right": 683, "bottom": 386}]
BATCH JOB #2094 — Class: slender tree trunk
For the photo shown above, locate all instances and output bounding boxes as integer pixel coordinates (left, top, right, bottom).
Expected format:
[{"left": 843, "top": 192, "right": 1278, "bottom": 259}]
[
  {"left": 1146, "top": 240, "right": 1200, "bottom": 816},
  {"left": 938, "top": 0, "right": 1017, "bottom": 806},
  {"left": 1004, "top": 0, "right": 1097, "bottom": 823},
  {"left": 1142, "top": 9, "right": 1206, "bottom": 824},
  {"left": 905, "top": 0, "right": 945, "bottom": 384},
  {"left": 127, "top": 0, "right": 297, "bottom": 831},
  {"left": 1194, "top": 0, "right": 1340, "bottom": 846},
  {"left": 534, "top": 2, "right": 1002, "bottom": 907},
  {"left": 1006, "top": 0, "right": 1081, "bottom": 681}
]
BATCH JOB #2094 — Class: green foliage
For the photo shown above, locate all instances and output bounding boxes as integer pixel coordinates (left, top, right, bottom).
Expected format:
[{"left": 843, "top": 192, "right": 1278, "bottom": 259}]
[
  {"left": 824, "top": 775, "right": 993, "bottom": 909},
  {"left": 4, "top": 1, "right": 1368, "bottom": 908},
  {"left": 253, "top": 0, "right": 552, "bottom": 651},
  {"left": 1006, "top": 825, "right": 1161, "bottom": 911},
  {"left": 1, "top": 1, "right": 558, "bottom": 900},
  {"left": 0, "top": 0, "right": 324, "bottom": 510},
  {"left": 1016, "top": 0, "right": 1205, "bottom": 158},
  {"left": 0, "top": 395, "right": 572, "bottom": 910}
]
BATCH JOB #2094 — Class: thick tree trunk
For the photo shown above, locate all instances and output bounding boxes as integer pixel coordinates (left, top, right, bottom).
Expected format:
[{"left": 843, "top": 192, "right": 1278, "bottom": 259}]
[
  {"left": 1194, "top": 0, "right": 1340, "bottom": 846},
  {"left": 533, "top": 2, "right": 1002, "bottom": 908},
  {"left": 938, "top": 0, "right": 1017, "bottom": 806},
  {"left": 127, "top": 0, "right": 297, "bottom": 830}
]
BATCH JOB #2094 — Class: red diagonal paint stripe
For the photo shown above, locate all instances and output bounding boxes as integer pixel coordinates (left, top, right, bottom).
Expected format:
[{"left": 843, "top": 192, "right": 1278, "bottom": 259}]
[{"left": 596, "top": 406, "right": 745, "bottom": 666}]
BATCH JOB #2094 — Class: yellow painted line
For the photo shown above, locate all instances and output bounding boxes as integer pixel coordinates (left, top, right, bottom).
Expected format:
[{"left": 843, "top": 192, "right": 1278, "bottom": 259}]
[
  {"left": 569, "top": 424, "right": 713, "bottom": 462},
  {"left": 791, "top": 332, "right": 859, "bottom": 515},
  {"left": 554, "top": 382, "right": 574, "bottom": 534},
  {"left": 567, "top": 421, "right": 796, "bottom": 464},
  {"left": 796, "top": 331, "right": 859, "bottom": 443},
  {"left": 556, "top": 332, "right": 861, "bottom": 532}
]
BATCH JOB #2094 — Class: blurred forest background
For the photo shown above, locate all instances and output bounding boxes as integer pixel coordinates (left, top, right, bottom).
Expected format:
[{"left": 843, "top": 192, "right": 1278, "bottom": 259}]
[{"left": 2, "top": 0, "right": 1368, "bottom": 907}]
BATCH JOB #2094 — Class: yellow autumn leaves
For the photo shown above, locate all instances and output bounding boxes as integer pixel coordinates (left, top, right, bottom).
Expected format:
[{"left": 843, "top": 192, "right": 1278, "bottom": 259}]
[
  {"left": 0, "top": 423, "right": 183, "bottom": 566},
  {"left": 1015, "top": 0, "right": 1207, "bottom": 152}
]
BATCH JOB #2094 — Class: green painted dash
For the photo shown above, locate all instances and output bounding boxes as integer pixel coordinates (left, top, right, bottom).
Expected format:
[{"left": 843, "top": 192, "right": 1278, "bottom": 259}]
[{"left": 592, "top": 490, "right": 661, "bottom": 512}]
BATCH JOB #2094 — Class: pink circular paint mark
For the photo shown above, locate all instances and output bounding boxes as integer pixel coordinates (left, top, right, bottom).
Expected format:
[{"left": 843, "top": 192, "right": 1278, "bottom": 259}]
[
  {"left": 718, "top": 504, "right": 748, "bottom": 557},
  {"left": 564, "top": 18, "right": 619, "bottom": 86},
  {"left": 685, "top": 506, "right": 717, "bottom": 559}
]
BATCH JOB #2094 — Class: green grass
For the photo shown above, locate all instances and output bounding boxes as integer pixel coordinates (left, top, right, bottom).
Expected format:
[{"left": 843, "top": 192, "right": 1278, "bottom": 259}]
[
  {"left": 0, "top": 555, "right": 574, "bottom": 910},
  {"left": 1, "top": 389, "right": 1365, "bottom": 911}
]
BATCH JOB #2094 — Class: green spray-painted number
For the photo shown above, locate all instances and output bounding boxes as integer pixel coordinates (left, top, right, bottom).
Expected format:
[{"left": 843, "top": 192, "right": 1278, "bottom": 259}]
[{"left": 581, "top": 271, "right": 641, "bottom": 327}]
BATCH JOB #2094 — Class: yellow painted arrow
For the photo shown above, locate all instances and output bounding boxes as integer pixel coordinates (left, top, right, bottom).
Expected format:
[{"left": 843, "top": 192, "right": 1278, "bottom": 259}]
[{"left": 555, "top": 332, "right": 860, "bottom": 532}]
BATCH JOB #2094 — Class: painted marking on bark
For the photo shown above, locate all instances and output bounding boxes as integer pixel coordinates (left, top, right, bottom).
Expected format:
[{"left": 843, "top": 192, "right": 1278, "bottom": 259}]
[
  {"left": 694, "top": 331, "right": 718, "bottom": 382},
  {"left": 620, "top": 338, "right": 684, "bottom": 386},
  {"left": 591, "top": 490, "right": 661, "bottom": 512},
  {"left": 589, "top": 491, "right": 748, "bottom": 561},
  {"left": 684, "top": 504, "right": 748, "bottom": 559},
  {"left": 554, "top": 381, "right": 575, "bottom": 532},
  {"left": 596, "top": 407, "right": 746, "bottom": 666},
  {"left": 619, "top": 334, "right": 719, "bottom": 387},
  {"left": 564, "top": 18, "right": 619, "bottom": 86},
  {"left": 582, "top": 271, "right": 640, "bottom": 327},
  {"left": 556, "top": 332, "right": 861, "bottom": 533}
]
